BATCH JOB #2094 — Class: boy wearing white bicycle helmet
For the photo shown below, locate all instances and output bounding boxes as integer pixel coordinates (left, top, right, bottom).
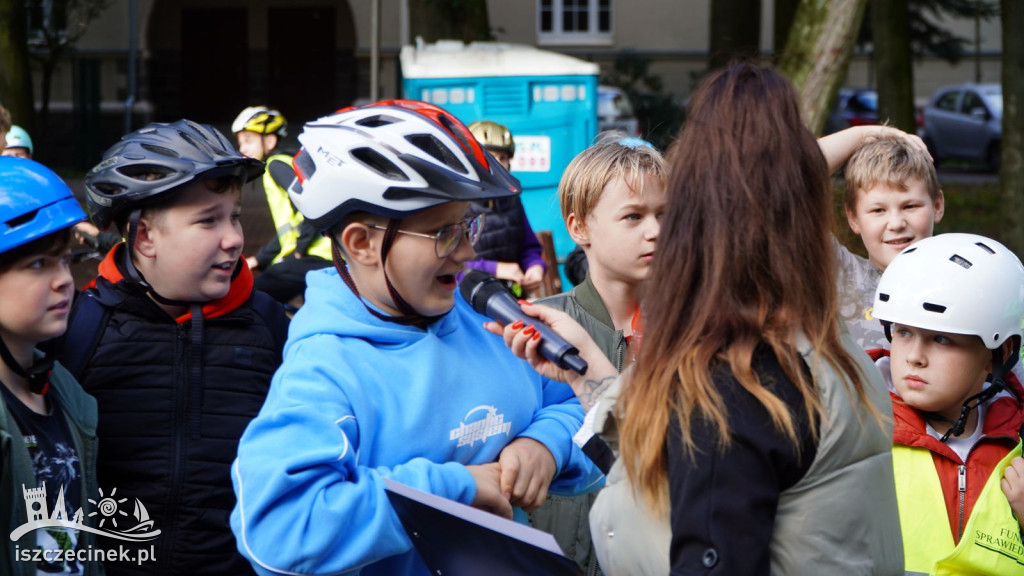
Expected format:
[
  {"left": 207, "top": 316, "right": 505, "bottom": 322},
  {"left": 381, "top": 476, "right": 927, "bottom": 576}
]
[
  {"left": 871, "top": 233, "right": 1024, "bottom": 575},
  {"left": 231, "top": 100, "right": 601, "bottom": 576}
]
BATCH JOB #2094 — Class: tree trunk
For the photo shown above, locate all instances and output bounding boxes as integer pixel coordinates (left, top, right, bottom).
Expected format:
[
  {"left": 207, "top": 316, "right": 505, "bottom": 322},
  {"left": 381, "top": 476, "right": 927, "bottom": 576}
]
[
  {"left": 408, "top": 0, "right": 492, "bottom": 44},
  {"left": 773, "top": 0, "right": 801, "bottom": 55},
  {"left": 0, "top": 0, "right": 36, "bottom": 133},
  {"left": 1001, "top": 0, "right": 1024, "bottom": 256},
  {"left": 778, "top": 0, "right": 869, "bottom": 135},
  {"left": 708, "top": 0, "right": 762, "bottom": 70},
  {"left": 871, "top": 0, "right": 916, "bottom": 132}
]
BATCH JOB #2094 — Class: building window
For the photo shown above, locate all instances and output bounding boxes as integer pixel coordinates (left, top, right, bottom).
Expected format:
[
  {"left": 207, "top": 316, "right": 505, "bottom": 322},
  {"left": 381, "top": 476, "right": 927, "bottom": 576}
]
[{"left": 538, "top": 0, "right": 612, "bottom": 46}]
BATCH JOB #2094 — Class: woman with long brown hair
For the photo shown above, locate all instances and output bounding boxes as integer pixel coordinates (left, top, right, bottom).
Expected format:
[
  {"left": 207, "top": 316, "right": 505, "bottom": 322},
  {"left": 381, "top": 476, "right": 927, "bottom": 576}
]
[{"left": 497, "top": 61, "right": 903, "bottom": 575}]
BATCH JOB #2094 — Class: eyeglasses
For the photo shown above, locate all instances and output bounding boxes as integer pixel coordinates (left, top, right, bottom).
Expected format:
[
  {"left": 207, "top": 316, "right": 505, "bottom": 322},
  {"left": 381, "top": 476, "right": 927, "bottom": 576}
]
[{"left": 366, "top": 214, "right": 484, "bottom": 259}]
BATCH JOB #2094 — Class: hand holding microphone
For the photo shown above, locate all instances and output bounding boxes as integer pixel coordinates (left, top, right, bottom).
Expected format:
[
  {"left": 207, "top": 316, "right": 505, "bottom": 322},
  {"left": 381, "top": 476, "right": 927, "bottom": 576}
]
[{"left": 461, "top": 270, "right": 589, "bottom": 376}]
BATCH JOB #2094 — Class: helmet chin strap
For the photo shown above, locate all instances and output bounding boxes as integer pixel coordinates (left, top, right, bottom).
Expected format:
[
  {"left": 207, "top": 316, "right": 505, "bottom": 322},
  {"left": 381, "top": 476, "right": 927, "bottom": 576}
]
[
  {"left": 0, "top": 335, "right": 53, "bottom": 395},
  {"left": 936, "top": 343, "right": 1018, "bottom": 443},
  {"left": 331, "top": 219, "right": 443, "bottom": 329},
  {"left": 123, "top": 210, "right": 204, "bottom": 309}
]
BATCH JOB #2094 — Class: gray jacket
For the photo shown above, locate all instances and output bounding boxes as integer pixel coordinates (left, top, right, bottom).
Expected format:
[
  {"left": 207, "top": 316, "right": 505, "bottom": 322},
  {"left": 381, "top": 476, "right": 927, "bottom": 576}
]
[
  {"left": 589, "top": 331, "right": 904, "bottom": 576},
  {"left": 530, "top": 274, "right": 626, "bottom": 576}
]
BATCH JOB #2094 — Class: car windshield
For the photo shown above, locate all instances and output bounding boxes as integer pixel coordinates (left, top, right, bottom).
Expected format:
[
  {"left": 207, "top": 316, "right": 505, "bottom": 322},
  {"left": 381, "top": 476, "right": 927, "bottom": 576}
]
[
  {"left": 849, "top": 91, "right": 878, "bottom": 112},
  {"left": 982, "top": 88, "right": 1002, "bottom": 115},
  {"left": 598, "top": 89, "right": 635, "bottom": 118}
]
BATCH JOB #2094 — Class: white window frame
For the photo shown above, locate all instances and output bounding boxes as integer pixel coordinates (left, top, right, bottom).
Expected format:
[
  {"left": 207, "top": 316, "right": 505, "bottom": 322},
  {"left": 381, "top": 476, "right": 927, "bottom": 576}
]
[{"left": 537, "top": 0, "right": 613, "bottom": 47}]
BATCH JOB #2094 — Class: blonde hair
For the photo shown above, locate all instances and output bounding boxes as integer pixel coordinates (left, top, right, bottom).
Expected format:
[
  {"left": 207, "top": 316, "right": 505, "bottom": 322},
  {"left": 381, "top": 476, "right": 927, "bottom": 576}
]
[
  {"left": 558, "top": 133, "right": 666, "bottom": 224},
  {"left": 843, "top": 132, "right": 941, "bottom": 213}
]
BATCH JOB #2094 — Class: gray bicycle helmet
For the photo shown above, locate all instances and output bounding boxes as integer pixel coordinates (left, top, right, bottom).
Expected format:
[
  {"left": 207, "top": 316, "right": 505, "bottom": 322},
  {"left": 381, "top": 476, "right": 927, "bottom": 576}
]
[{"left": 85, "top": 119, "right": 264, "bottom": 231}]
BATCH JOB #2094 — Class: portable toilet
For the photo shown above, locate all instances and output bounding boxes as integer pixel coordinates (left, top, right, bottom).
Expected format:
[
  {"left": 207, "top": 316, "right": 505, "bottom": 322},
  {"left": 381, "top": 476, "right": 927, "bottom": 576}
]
[{"left": 400, "top": 40, "right": 599, "bottom": 285}]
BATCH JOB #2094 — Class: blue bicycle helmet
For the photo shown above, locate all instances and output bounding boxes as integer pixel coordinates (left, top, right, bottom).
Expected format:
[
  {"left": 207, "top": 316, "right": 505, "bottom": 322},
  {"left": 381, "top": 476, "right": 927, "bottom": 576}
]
[
  {"left": 84, "top": 119, "right": 264, "bottom": 231},
  {"left": 0, "top": 156, "right": 86, "bottom": 255}
]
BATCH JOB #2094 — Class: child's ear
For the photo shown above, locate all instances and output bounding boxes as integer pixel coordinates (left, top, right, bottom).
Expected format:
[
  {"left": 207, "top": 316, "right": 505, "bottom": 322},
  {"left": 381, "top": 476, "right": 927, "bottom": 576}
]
[
  {"left": 845, "top": 207, "right": 862, "bottom": 235},
  {"left": 338, "top": 222, "right": 379, "bottom": 266},
  {"left": 566, "top": 213, "right": 590, "bottom": 246},
  {"left": 264, "top": 134, "right": 278, "bottom": 152},
  {"left": 132, "top": 218, "right": 159, "bottom": 259},
  {"left": 932, "top": 190, "right": 945, "bottom": 224}
]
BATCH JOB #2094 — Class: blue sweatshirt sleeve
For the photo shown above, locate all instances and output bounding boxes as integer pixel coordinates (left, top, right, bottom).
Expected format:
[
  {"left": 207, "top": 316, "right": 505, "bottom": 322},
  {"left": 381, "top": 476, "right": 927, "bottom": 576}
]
[
  {"left": 230, "top": 340, "right": 478, "bottom": 576},
  {"left": 514, "top": 377, "right": 604, "bottom": 496}
]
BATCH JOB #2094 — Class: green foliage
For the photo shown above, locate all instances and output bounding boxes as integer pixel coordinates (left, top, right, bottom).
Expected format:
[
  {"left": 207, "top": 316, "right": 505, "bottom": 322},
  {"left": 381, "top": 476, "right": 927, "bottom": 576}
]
[
  {"left": 858, "top": 0, "right": 999, "bottom": 63},
  {"left": 600, "top": 51, "right": 686, "bottom": 151}
]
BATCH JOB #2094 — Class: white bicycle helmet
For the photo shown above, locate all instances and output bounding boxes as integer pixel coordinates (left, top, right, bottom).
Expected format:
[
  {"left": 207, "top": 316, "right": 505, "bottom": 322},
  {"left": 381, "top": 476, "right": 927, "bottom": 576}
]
[
  {"left": 873, "top": 233, "right": 1024, "bottom": 350},
  {"left": 232, "top": 106, "right": 288, "bottom": 136},
  {"left": 288, "top": 99, "right": 520, "bottom": 231}
]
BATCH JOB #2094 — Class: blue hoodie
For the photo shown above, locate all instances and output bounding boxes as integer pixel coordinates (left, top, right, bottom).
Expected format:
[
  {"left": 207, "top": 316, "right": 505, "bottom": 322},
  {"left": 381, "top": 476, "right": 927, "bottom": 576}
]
[{"left": 231, "top": 267, "right": 601, "bottom": 575}]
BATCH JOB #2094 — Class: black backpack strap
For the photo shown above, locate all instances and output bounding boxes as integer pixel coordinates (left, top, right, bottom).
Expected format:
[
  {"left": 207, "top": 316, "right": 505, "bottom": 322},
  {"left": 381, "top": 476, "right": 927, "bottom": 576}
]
[
  {"left": 249, "top": 290, "right": 290, "bottom": 356},
  {"left": 59, "top": 290, "right": 111, "bottom": 379}
]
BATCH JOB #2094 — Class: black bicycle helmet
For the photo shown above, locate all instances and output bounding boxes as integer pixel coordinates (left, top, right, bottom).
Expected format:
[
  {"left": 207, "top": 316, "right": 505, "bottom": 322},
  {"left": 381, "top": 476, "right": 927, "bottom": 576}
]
[{"left": 85, "top": 119, "right": 264, "bottom": 231}]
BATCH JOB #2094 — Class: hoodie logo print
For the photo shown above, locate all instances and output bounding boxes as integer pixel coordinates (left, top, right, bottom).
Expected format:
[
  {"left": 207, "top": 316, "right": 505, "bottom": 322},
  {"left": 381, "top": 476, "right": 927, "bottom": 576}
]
[{"left": 449, "top": 405, "right": 511, "bottom": 447}]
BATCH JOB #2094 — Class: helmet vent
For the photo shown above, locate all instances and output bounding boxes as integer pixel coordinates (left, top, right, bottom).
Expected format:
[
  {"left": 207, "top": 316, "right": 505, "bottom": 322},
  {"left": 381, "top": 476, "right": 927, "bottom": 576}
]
[
  {"left": 922, "top": 302, "right": 947, "bottom": 313},
  {"left": 975, "top": 242, "right": 995, "bottom": 254},
  {"left": 140, "top": 143, "right": 180, "bottom": 159},
  {"left": 177, "top": 130, "right": 214, "bottom": 157},
  {"left": 949, "top": 254, "right": 973, "bottom": 269},
  {"left": 406, "top": 134, "right": 468, "bottom": 175},
  {"left": 356, "top": 114, "right": 401, "bottom": 128},
  {"left": 117, "top": 164, "right": 173, "bottom": 182},
  {"left": 351, "top": 148, "right": 410, "bottom": 181},
  {"left": 878, "top": 293, "right": 890, "bottom": 302},
  {"left": 6, "top": 210, "right": 38, "bottom": 230}
]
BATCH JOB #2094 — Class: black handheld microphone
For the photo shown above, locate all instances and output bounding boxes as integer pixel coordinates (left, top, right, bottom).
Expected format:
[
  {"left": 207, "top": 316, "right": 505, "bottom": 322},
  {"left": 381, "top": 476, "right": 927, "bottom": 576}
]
[{"left": 460, "top": 270, "right": 588, "bottom": 375}]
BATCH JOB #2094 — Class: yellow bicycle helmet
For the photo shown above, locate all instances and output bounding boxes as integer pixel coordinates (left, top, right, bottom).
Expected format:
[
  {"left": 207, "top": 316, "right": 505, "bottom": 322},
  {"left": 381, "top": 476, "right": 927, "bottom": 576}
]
[
  {"left": 468, "top": 120, "right": 514, "bottom": 157},
  {"left": 232, "top": 106, "right": 287, "bottom": 136}
]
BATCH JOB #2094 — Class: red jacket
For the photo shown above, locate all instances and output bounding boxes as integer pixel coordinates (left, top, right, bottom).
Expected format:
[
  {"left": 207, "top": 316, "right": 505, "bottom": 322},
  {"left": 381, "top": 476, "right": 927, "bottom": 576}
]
[{"left": 869, "top": 348, "right": 1024, "bottom": 543}]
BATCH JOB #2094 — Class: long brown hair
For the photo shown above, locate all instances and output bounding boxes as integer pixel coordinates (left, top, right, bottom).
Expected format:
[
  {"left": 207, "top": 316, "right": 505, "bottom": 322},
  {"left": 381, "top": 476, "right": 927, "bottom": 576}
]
[{"left": 620, "top": 61, "right": 875, "bottom": 509}]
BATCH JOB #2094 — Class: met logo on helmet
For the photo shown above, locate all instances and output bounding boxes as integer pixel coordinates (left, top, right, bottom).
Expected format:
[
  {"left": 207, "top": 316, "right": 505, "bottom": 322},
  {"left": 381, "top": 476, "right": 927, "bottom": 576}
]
[{"left": 315, "top": 145, "right": 345, "bottom": 168}]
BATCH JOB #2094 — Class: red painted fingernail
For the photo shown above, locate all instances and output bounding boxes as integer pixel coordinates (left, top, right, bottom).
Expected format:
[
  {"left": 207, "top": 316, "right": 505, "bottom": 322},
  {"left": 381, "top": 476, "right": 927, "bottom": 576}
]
[
  {"left": 518, "top": 299, "right": 529, "bottom": 305},
  {"left": 523, "top": 325, "right": 535, "bottom": 336},
  {"left": 532, "top": 331, "right": 541, "bottom": 341},
  {"left": 511, "top": 320, "right": 524, "bottom": 330}
]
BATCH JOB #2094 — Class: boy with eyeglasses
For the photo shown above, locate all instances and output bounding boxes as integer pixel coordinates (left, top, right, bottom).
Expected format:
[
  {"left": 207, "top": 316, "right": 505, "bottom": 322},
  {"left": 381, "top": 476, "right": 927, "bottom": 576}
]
[{"left": 230, "top": 101, "right": 601, "bottom": 576}]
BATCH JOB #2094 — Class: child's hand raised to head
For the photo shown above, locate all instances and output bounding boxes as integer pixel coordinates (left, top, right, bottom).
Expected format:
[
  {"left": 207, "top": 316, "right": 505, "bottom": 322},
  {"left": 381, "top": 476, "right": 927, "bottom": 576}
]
[
  {"left": 497, "top": 437, "right": 557, "bottom": 512},
  {"left": 1001, "top": 456, "right": 1024, "bottom": 529},
  {"left": 494, "top": 261, "right": 525, "bottom": 285},
  {"left": 467, "top": 462, "right": 514, "bottom": 519},
  {"left": 521, "top": 264, "right": 545, "bottom": 292},
  {"left": 819, "top": 125, "right": 932, "bottom": 174}
]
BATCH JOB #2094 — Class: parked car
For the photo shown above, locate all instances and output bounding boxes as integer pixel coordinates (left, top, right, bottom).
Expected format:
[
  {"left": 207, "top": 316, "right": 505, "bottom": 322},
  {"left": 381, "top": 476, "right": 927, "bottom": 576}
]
[
  {"left": 922, "top": 83, "right": 1002, "bottom": 170},
  {"left": 824, "top": 88, "right": 879, "bottom": 134},
  {"left": 597, "top": 85, "right": 640, "bottom": 136}
]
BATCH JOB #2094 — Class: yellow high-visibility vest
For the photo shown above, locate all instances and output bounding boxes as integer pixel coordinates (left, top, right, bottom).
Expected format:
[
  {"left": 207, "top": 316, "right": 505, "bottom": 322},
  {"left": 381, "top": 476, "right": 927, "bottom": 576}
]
[
  {"left": 894, "top": 441, "right": 1024, "bottom": 575},
  {"left": 263, "top": 154, "right": 331, "bottom": 264}
]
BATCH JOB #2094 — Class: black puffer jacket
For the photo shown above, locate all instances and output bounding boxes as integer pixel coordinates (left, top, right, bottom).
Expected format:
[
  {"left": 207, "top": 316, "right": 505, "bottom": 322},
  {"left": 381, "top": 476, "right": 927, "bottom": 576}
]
[
  {"left": 465, "top": 196, "right": 525, "bottom": 264},
  {"left": 63, "top": 245, "right": 287, "bottom": 576}
]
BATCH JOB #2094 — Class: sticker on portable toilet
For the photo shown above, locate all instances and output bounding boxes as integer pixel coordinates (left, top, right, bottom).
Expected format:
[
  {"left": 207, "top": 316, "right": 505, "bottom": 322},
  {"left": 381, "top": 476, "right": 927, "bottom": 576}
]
[{"left": 510, "top": 136, "right": 551, "bottom": 173}]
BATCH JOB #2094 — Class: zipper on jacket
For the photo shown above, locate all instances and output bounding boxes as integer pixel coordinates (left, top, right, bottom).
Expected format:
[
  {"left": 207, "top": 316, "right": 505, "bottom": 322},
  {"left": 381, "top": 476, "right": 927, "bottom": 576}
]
[
  {"left": 161, "top": 325, "right": 189, "bottom": 564},
  {"left": 957, "top": 464, "right": 967, "bottom": 540}
]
